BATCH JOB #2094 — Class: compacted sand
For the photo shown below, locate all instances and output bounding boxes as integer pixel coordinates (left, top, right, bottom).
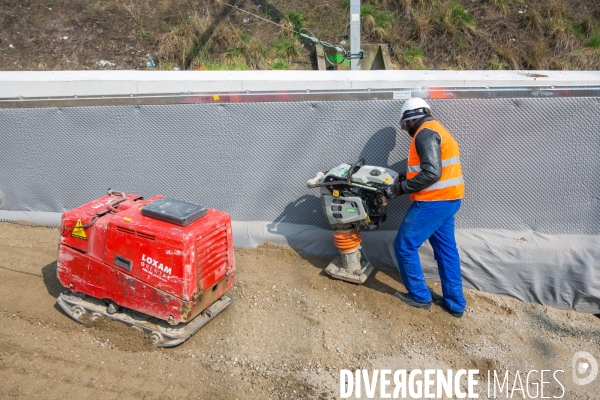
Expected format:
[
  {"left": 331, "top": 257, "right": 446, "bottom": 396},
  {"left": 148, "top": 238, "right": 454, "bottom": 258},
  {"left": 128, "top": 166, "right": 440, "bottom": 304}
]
[{"left": 0, "top": 222, "right": 598, "bottom": 399}]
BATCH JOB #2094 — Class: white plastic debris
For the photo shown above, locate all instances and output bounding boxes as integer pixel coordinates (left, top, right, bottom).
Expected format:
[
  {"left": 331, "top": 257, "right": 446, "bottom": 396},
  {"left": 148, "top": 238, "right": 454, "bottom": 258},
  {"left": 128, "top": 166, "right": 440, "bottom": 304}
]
[
  {"left": 97, "top": 60, "right": 116, "bottom": 67},
  {"left": 9, "top": 44, "right": 14, "bottom": 49},
  {"left": 62, "top": 36, "right": 69, "bottom": 40}
]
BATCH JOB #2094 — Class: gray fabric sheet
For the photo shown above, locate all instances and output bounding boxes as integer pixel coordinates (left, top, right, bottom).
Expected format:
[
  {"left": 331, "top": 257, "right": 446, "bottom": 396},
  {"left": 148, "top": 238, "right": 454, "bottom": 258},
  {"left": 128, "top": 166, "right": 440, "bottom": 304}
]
[
  {"left": 1, "top": 97, "right": 599, "bottom": 313},
  {"left": 1, "top": 98, "right": 600, "bottom": 234},
  {"left": 0, "top": 210, "right": 62, "bottom": 225},
  {"left": 233, "top": 221, "right": 600, "bottom": 314}
]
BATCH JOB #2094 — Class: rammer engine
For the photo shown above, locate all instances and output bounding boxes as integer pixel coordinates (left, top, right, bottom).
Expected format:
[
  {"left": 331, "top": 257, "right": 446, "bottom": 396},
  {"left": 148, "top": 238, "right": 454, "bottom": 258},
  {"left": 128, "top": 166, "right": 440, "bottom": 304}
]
[{"left": 307, "top": 159, "right": 399, "bottom": 284}]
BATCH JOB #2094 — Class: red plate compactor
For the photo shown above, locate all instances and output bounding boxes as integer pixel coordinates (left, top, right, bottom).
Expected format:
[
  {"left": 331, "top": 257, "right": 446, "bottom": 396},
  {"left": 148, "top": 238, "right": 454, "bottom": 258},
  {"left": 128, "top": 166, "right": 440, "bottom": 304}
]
[{"left": 56, "top": 189, "right": 235, "bottom": 347}]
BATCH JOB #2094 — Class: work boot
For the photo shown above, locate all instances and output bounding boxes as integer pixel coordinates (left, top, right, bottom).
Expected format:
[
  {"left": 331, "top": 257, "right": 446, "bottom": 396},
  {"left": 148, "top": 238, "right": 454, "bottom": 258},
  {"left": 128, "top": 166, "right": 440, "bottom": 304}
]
[
  {"left": 393, "top": 291, "right": 431, "bottom": 310},
  {"left": 430, "top": 290, "right": 444, "bottom": 305},
  {"left": 440, "top": 303, "right": 464, "bottom": 318},
  {"left": 430, "top": 289, "right": 464, "bottom": 318}
]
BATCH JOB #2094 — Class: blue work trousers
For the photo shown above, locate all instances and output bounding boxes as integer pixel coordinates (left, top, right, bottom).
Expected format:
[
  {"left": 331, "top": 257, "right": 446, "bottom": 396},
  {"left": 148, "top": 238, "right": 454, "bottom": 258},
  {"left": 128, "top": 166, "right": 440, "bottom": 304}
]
[{"left": 394, "top": 199, "right": 466, "bottom": 313}]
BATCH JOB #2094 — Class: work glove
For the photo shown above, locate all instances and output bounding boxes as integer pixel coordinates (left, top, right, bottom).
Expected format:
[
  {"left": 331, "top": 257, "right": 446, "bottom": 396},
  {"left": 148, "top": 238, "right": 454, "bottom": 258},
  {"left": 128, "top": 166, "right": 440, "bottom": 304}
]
[
  {"left": 383, "top": 185, "right": 396, "bottom": 199},
  {"left": 383, "top": 182, "right": 405, "bottom": 199},
  {"left": 383, "top": 172, "right": 407, "bottom": 199}
]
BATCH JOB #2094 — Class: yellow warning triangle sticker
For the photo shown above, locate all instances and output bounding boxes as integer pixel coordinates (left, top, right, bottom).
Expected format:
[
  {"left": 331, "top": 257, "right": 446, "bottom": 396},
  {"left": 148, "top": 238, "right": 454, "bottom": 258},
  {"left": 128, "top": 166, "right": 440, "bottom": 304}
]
[{"left": 71, "top": 219, "right": 87, "bottom": 240}]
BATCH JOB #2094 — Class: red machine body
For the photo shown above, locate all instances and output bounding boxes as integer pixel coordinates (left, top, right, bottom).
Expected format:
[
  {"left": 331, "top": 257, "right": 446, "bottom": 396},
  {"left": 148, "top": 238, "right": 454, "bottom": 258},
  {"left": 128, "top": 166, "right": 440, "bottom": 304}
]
[{"left": 57, "top": 193, "right": 235, "bottom": 325}]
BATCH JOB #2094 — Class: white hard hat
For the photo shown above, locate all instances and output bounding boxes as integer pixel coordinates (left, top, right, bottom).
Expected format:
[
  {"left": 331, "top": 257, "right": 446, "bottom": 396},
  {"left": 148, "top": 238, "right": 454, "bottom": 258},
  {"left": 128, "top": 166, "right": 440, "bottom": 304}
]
[{"left": 400, "top": 97, "right": 431, "bottom": 123}]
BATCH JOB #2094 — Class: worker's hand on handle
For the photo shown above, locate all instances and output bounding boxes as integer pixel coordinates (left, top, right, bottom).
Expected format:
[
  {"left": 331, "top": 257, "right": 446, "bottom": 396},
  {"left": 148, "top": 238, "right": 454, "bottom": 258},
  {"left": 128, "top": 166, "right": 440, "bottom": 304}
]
[
  {"left": 383, "top": 185, "right": 396, "bottom": 199},
  {"left": 383, "top": 182, "right": 405, "bottom": 199}
]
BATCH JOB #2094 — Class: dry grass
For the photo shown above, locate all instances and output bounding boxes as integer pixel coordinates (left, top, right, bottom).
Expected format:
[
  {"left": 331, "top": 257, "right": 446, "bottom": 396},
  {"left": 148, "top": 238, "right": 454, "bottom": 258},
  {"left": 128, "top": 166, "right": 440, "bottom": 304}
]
[
  {"left": 526, "top": 42, "right": 549, "bottom": 70},
  {"left": 362, "top": 14, "right": 386, "bottom": 42},
  {"left": 571, "top": 48, "right": 600, "bottom": 70},
  {"left": 372, "top": 26, "right": 387, "bottom": 42},
  {"left": 158, "top": 12, "right": 208, "bottom": 67},
  {"left": 546, "top": 1, "right": 567, "bottom": 21},
  {"left": 244, "top": 42, "right": 270, "bottom": 69},
  {"left": 394, "top": 47, "right": 426, "bottom": 69},
  {"left": 439, "top": 3, "right": 458, "bottom": 35},
  {"left": 209, "top": 23, "right": 242, "bottom": 50},
  {"left": 552, "top": 25, "right": 573, "bottom": 50},
  {"left": 156, "top": 1, "right": 311, "bottom": 71},
  {"left": 436, "top": 0, "right": 475, "bottom": 37},
  {"left": 411, "top": 10, "right": 431, "bottom": 43},
  {"left": 523, "top": 9, "right": 543, "bottom": 32},
  {"left": 65, "top": 0, "right": 600, "bottom": 71},
  {"left": 579, "top": 15, "right": 594, "bottom": 38},
  {"left": 488, "top": 0, "right": 509, "bottom": 15},
  {"left": 490, "top": 58, "right": 508, "bottom": 70},
  {"left": 495, "top": 43, "right": 520, "bottom": 70},
  {"left": 273, "top": 37, "right": 302, "bottom": 59},
  {"left": 124, "top": 0, "right": 141, "bottom": 25},
  {"left": 150, "top": 0, "right": 600, "bottom": 71},
  {"left": 362, "top": 14, "right": 376, "bottom": 33},
  {"left": 400, "top": 0, "right": 412, "bottom": 19},
  {"left": 414, "top": 0, "right": 437, "bottom": 11},
  {"left": 278, "top": 19, "right": 296, "bottom": 40}
]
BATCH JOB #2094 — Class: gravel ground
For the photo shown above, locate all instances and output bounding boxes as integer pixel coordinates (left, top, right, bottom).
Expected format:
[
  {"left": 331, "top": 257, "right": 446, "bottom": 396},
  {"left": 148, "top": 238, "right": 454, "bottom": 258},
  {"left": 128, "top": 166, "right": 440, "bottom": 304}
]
[{"left": 0, "top": 222, "right": 598, "bottom": 399}]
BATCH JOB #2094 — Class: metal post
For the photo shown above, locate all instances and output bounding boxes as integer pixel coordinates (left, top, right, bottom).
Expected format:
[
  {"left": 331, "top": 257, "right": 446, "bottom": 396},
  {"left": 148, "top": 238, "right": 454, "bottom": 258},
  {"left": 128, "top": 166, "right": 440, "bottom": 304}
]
[{"left": 350, "top": 0, "right": 361, "bottom": 71}]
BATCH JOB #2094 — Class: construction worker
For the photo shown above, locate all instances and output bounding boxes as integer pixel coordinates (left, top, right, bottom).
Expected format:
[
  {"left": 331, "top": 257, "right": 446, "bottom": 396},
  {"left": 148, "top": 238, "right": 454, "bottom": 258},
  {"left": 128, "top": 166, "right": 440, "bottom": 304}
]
[{"left": 383, "top": 98, "right": 466, "bottom": 318}]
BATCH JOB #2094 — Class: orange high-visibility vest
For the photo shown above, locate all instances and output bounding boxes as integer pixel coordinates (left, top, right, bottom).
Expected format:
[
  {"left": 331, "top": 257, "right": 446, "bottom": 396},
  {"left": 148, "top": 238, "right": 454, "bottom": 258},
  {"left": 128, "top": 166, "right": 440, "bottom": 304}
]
[{"left": 407, "top": 120, "right": 465, "bottom": 202}]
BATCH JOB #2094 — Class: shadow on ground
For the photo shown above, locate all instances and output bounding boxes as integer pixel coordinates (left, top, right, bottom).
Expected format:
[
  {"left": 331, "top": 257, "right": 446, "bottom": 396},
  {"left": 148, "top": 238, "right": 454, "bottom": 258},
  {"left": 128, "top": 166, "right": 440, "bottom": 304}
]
[
  {"left": 42, "top": 261, "right": 64, "bottom": 299},
  {"left": 293, "top": 249, "right": 405, "bottom": 298},
  {"left": 42, "top": 260, "right": 70, "bottom": 317}
]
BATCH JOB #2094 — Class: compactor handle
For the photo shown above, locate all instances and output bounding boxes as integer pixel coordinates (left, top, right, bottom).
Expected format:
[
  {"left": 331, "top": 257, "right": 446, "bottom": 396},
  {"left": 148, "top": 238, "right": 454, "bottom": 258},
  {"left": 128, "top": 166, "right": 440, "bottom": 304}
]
[
  {"left": 107, "top": 188, "right": 126, "bottom": 197},
  {"left": 347, "top": 158, "right": 366, "bottom": 184},
  {"left": 307, "top": 172, "right": 325, "bottom": 188}
]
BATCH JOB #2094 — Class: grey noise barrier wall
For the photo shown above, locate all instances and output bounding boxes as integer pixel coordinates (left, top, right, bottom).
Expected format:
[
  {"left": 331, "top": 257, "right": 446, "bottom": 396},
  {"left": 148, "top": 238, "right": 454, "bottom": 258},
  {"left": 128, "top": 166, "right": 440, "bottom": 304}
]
[{"left": 1, "top": 72, "right": 599, "bottom": 313}]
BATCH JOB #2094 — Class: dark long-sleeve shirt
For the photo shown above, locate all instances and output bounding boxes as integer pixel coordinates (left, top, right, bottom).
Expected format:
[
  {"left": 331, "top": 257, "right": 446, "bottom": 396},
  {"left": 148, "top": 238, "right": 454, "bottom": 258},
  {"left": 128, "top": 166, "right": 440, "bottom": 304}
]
[{"left": 397, "top": 116, "right": 442, "bottom": 195}]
